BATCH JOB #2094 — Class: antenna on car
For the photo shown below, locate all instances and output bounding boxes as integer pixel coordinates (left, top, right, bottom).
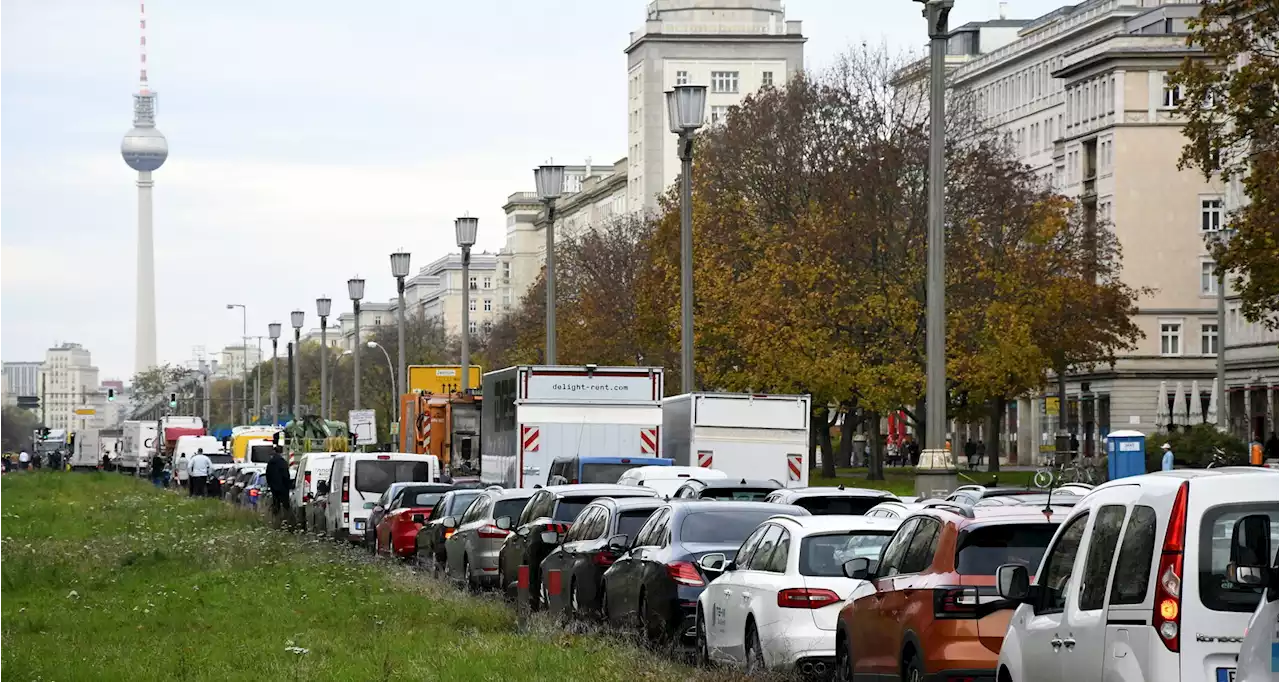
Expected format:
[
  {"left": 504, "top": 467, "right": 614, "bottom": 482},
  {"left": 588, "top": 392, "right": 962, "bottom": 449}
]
[{"left": 838, "top": 484, "right": 845, "bottom": 491}]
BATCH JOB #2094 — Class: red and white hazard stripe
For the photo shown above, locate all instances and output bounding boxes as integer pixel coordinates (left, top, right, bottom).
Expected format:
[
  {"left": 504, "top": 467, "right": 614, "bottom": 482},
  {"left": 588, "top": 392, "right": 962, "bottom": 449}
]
[
  {"left": 697, "top": 450, "right": 713, "bottom": 468},
  {"left": 640, "top": 427, "right": 658, "bottom": 455},
  {"left": 787, "top": 453, "right": 803, "bottom": 482},
  {"left": 522, "top": 425, "right": 540, "bottom": 452}
]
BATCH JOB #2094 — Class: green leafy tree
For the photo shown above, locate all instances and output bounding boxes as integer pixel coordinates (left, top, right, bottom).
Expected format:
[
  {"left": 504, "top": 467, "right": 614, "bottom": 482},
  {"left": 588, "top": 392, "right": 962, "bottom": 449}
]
[
  {"left": 1, "top": 406, "right": 42, "bottom": 452},
  {"left": 129, "top": 364, "right": 195, "bottom": 406}
]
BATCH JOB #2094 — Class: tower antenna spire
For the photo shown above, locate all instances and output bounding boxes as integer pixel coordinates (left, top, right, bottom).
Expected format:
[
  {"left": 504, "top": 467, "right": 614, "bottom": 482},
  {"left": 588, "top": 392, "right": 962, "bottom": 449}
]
[{"left": 139, "top": 2, "right": 149, "bottom": 94}]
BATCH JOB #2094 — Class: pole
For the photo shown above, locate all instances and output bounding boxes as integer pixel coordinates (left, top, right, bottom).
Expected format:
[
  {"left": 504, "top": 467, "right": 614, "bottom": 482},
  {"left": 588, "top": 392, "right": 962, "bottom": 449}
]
[
  {"left": 544, "top": 203, "right": 557, "bottom": 365},
  {"left": 287, "top": 342, "right": 295, "bottom": 421},
  {"left": 294, "top": 328, "right": 302, "bottom": 419},
  {"left": 374, "top": 344, "right": 396, "bottom": 413},
  {"left": 917, "top": 0, "right": 956, "bottom": 496},
  {"left": 240, "top": 308, "right": 248, "bottom": 425},
  {"left": 461, "top": 246, "right": 472, "bottom": 390},
  {"left": 353, "top": 302, "right": 362, "bottom": 411},
  {"left": 678, "top": 136, "right": 695, "bottom": 394},
  {"left": 320, "top": 317, "right": 329, "bottom": 419},
  {"left": 254, "top": 338, "right": 262, "bottom": 423},
  {"left": 203, "top": 370, "right": 211, "bottom": 425},
  {"left": 396, "top": 277, "right": 407, "bottom": 417},
  {"left": 40, "top": 373, "right": 46, "bottom": 427},
  {"left": 271, "top": 339, "right": 279, "bottom": 426},
  {"left": 1217, "top": 268, "right": 1227, "bottom": 428}
]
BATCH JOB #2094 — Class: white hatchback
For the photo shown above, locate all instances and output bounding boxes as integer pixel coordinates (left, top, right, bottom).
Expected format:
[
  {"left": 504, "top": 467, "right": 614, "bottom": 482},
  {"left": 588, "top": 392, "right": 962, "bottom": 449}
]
[
  {"left": 996, "top": 468, "right": 1279, "bottom": 682},
  {"left": 615, "top": 465, "right": 728, "bottom": 498},
  {"left": 695, "top": 514, "right": 901, "bottom": 676}
]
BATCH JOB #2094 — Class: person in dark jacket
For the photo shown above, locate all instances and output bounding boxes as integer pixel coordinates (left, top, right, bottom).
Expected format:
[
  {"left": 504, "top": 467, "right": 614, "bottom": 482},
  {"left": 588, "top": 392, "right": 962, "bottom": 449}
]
[
  {"left": 265, "top": 447, "right": 291, "bottom": 518},
  {"left": 150, "top": 453, "right": 165, "bottom": 488}
]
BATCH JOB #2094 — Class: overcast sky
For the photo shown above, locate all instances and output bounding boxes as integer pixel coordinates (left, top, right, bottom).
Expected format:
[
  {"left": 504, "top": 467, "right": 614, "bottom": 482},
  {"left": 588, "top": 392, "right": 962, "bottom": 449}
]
[{"left": 1, "top": 0, "right": 1064, "bottom": 380}]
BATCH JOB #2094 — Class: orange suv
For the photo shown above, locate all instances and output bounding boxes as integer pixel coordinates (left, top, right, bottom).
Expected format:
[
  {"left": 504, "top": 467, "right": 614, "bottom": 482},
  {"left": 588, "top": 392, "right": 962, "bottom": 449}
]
[{"left": 834, "top": 501, "right": 1067, "bottom": 682}]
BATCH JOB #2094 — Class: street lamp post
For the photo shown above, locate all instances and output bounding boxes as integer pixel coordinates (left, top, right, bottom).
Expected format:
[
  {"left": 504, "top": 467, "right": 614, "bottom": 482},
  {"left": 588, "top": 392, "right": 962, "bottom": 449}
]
[
  {"left": 391, "top": 251, "right": 411, "bottom": 422},
  {"left": 665, "top": 84, "right": 707, "bottom": 394},
  {"left": 915, "top": 0, "right": 956, "bottom": 496},
  {"left": 1215, "top": 229, "right": 1236, "bottom": 430},
  {"left": 329, "top": 350, "right": 353, "bottom": 420},
  {"left": 317, "top": 296, "right": 332, "bottom": 419},
  {"left": 533, "top": 165, "right": 564, "bottom": 364},
  {"left": 268, "top": 323, "right": 281, "bottom": 426},
  {"left": 227, "top": 303, "right": 247, "bottom": 424},
  {"left": 291, "top": 310, "right": 305, "bottom": 420},
  {"left": 348, "top": 278, "right": 365, "bottom": 411},
  {"left": 368, "top": 342, "right": 396, "bottom": 428},
  {"left": 455, "top": 216, "right": 479, "bottom": 391}
]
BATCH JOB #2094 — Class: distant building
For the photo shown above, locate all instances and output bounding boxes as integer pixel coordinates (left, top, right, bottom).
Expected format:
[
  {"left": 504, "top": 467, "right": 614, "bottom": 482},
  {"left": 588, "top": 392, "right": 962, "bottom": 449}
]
[
  {"left": 37, "top": 343, "right": 107, "bottom": 431},
  {"left": 216, "top": 344, "right": 263, "bottom": 379},
  {"left": 3, "top": 361, "right": 41, "bottom": 406}
]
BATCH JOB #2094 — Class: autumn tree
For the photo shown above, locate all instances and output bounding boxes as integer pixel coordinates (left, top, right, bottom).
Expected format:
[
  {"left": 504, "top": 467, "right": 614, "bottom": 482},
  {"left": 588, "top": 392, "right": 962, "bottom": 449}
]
[
  {"left": 1170, "top": 0, "right": 1278, "bottom": 325},
  {"left": 129, "top": 364, "right": 196, "bottom": 406}
]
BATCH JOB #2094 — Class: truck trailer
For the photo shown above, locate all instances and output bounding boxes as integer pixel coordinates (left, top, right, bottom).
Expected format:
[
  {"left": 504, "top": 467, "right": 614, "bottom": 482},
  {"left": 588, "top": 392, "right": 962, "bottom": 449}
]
[
  {"left": 480, "top": 365, "right": 665, "bottom": 488},
  {"left": 661, "top": 393, "right": 811, "bottom": 488},
  {"left": 121, "top": 420, "right": 159, "bottom": 472},
  {"left": 400, "top": 392, "right": 481, "bottom": 474}
]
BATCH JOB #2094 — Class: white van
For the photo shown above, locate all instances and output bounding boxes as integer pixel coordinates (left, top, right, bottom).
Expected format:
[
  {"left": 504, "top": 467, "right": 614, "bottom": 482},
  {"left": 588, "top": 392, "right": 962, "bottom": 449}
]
[
  {"left": 291, "top": 453, "right": 335, "bottom": 531},
  {"left": 174, "top": 435, "right": 226, "bottom": 462},
  {"left": 324, "top": 453, "right": 441, "bottom": 542},
  {"left": 616, "top": 465, "right": 728, "bottom": 498},
  {"left": 996, "top": 468, "right": 1279, "bottom": 682}
]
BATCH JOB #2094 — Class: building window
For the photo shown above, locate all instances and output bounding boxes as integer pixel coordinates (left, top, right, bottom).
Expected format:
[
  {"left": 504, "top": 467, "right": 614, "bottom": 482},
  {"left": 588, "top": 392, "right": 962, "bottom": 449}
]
[
  {"left": 761, "top": 71, "right": 773, "bottom": 87},
  {"left": 1201, "top": 261, "right": 1218, "bottom": 296},
  {"left": 469, "top": 299, "right": 477, "bottom": 312},
  {"left": 468, "top": 276, "right": 477, "bottom": 290},
  {"left": 483, "top": 299, "right": 492, "bottom": 312},
  {"left": 1201, "top": 197, "right": 1223, "bottom": 231},
  {"left": 469, "top": 321, "right": 478, "bottom": 335},
  {"left": 483, "top": 276, "right": 491, "bottom": 289},
  {"left": 1201, "top": 323, "right": 1219, "bottom": 355},
  {"left": 710, "top": 105, "right": 730, "bottom": 125},
  {"left": 1160, "top": 321, "right": 1183, "bottom": 356},
  {"left": 676, "top": 70, "right": 688, "bottom": 86},
  {"left": 502, "top": 262, "right": 511, "bottom": 281},
  {"left": 1162, "top": 81, "right": 1182, "bottom": 108},
  {"left": 373, "top": 316, "right": 382, "bottom": 326},
  {"left": 711, "top": 71, "right": 739, "bottom": 93}
]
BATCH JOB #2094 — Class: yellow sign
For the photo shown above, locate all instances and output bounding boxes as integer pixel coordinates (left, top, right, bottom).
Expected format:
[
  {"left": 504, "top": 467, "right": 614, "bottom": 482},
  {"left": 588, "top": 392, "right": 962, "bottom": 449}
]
[
  {"left": 74, "top": 408, "right": 96, "bottom": 416},
  {"left": 407, "top": 365, "right": 481, "bottom": 395},
  {"left": 1044, "top": 397, "right": 1060, "bottom": 417}
]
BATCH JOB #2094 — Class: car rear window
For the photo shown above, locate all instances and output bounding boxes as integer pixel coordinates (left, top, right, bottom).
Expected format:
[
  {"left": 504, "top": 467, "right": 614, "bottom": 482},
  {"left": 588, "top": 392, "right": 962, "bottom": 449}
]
[
  {"left": 955, "top": 523, "right": 1059, "bottom": 575},
  {"left": 679, "top": 510, "right": 779, "bottom": 544},
  {"left": 616, "top": 509, "right": 658, "bottom": 540},
  {"left": 353, "top": 460, "right": 433, "bottom": 494},
  {"left": 580, "top": 463, "right": 636, "bottom": 484},
  {"left": 1199, "top": 504, "right": 1280, "bottom": 612},
  {"left": 800, "top": 531, "right": 895, "bottom": 576},
  {"left": 494, "top": 498, "right": 531, "bottom": 522},
  {"left": 795, "top": 496, "right": 884, "bottom": 516},
  {"left": 248, "top": 445, "right": 274, "bottom": 463},
  {"left": 699, "top": 487, "right": 775, "bottom": 501},
  {"left": 553, "top": 497, "right": 602, "bottom": 522},
  {"left": 447, "top": 491, "right": 482, "bottom": 515}
]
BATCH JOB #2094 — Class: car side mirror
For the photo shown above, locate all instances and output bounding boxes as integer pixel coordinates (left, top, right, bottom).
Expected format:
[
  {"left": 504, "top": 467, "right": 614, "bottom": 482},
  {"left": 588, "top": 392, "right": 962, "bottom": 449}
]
[
  {"left": 606, "top": 534, "right": 629, "bottom": 552},
  {"left": 697, "top": 552, "right": 727, "bottom": 574},
  {"left": 1230, "top": 514, "right": 1272, "bottom": 574},
  {"left": 290, "top": 479, "right": 296, "bottom": 490},
  {"left": 997, "top": 564, "right": 1031, "bottom": 601},
  {"left": 441, "top": 516, "right": 457, "bottom": 529},
  {"left": 540, "top": 530, "right": 562, "bottom": 545},
  {"left": 373, "top": 505, "right": 384, "bottom": 514},
  {"left": 411, "top": 513, "right": 426, "bottom": 524},
  {"left": 494, "top": 516, "right": 513, "bottom": 531},
  {"left": 843, "top": 557, "right": 873, "bottom": 580}
]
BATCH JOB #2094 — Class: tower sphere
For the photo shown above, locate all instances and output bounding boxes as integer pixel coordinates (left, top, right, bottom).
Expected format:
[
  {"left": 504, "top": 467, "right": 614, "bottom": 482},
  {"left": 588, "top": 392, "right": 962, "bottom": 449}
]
[{"left": 122, "top": 126, "right": 168, "bottom": 172}]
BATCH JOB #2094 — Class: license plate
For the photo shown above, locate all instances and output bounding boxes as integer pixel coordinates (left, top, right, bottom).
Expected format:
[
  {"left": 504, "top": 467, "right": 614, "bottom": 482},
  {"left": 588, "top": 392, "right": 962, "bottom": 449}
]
[
  {"left": 354, "top": 521, "right": 365, "bottom": 530},
  {"left": 1217, "top": 667, "right": 1236, "bottom": 682}
]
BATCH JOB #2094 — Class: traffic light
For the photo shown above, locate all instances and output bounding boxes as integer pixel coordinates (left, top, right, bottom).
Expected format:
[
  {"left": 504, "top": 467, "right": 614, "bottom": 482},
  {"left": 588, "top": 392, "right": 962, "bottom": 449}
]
[
  {"left": 168, "top": 393, "right": 178, "bottom": 408},
  {"left": 107, "top": 388, "right": 116, "bottom": 401},
  {"left": 40, "top": 427, "right": 50, "bottom": 440},
  {"left": 16, "top": 396, "right": 39, "bottom": 409}
]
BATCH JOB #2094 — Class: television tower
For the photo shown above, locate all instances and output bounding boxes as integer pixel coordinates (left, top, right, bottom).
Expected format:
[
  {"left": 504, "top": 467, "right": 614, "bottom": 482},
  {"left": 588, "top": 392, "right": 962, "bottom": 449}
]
[{"left": 121, "top": 1, "right": 167, "bottom": 374}]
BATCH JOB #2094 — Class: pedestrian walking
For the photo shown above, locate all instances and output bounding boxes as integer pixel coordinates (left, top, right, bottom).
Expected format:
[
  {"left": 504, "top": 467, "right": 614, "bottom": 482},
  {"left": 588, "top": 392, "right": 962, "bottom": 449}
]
[
  {"left": 265, "top": 447, "right": 291, "bottom": 520},
  {"left": 964, "top": 438, "right": 977, "bottom": 469},
  {"left": 175, "top": 453, "right": 190, "bottom": 492},
  {"left": 1160, "top": 442, "right": 1175, "bottom": 471},
  {"left": 1266, "top": 433, "right": 1278, "bottom": 463},
  {"left": 149, "top": 451, "right": 165, "bottom": 488},
  {"left": 976, "top": 441, "right": 987, "bottom": 467},
  {"left": 189, "top": 449, "right": 212, "bottom": 497}
]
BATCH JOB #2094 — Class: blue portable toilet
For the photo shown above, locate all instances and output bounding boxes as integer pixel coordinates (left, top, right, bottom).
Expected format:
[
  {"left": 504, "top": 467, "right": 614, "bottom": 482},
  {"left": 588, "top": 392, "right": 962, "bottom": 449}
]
[{"left": 1107, "top": 429, "right": 1146, "bottom": 479}]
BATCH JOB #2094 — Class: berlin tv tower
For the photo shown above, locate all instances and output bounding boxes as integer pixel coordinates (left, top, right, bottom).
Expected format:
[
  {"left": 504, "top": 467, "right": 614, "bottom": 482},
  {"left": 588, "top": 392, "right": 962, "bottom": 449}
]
[{"left": 121, "top": 1, "right": 167, "bottom": 373}]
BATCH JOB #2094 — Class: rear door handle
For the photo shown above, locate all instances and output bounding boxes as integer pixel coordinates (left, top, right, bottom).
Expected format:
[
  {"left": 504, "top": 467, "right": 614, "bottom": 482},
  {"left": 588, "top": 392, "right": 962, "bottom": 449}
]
[
  {"left": 1062, "top": 638, "right": 1076, "bottom": 649},
  {"left": 723, "top": 589, "right": 732, "bottom": 597},
  {"left": 1050, "top": 638, "right": 1063, "bottom": 650},
  {"left": 741, "top": 592, "right": 752, "bottom": 601}
]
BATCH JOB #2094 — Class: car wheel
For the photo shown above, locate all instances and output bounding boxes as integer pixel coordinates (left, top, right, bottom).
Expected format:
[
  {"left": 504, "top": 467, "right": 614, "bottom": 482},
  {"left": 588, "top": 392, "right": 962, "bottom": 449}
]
[
  {"left": 639, "top": 592, "right": 660, "bottom": 642},
  {"left": 744, "top": 622, "right": 766, "bottom": 674},
  {"left": 834, "top": 633, "right": 853, "bottom": 682},
  {"left": 569, "top": 579, "right": 580, "bottom": 617},
  {"left": 463, "top": 557, "right": 477, "bottom": 593},
  {"left": 540, "top": 578, "right": 550, "bottom": 610},
  {"left": 696, "top": 611, "right": 713, "bottom": 668},
  {"left": 902, "top": 648, "right": 924, "bottom": 682},
  {"left": 600, "top": 588, "right": 612, "bottom": 625}
]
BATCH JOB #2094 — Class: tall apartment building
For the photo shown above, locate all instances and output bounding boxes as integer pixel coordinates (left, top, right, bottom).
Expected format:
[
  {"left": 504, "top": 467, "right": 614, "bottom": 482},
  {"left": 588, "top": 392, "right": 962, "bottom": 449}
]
[
  {"left": 3, "top": 361, "right": 41, "bottom": 405},
  {"left": 922, "top": 0, "right": 1277, "bottom": 460},
  {"left": 37, "top": 343, "right": 107, "bottom": 431},
  {"left": 625, "top": 0, "right": 805, "bottom": 213}
]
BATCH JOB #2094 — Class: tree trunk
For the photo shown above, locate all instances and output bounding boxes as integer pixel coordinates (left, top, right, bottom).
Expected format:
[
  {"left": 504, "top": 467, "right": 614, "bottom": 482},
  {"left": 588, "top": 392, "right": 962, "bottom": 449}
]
[
  {"left": 913, "top": 398, "right": 927, "bottom": 448},
  {"left": 987, "top": 397, "right": 1005, "bottom": 474},
  {"left": 809, "top": 407, "right": 819, "bottom": 471},
  {"left": 836, "top": 400, "right": 858, "bottom": 468},
  {"left": 866, "top": 410, "right": 884, "bottom": 481},
  {"left": 818, "top": 406, "right": 836, "bottom": 478}
]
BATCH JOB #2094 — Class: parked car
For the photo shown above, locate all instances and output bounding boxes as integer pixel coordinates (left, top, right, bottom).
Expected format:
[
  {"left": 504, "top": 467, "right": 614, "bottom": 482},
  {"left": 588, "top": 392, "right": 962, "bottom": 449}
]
[
  {"left": 996, "top": 468, "right": 1279, "bottom": 682},
  {"left": 1238, "top": 550, "right": 1278, "bottom": 682},
  {"left": 239, "top": 471, "right": 267, "bottom": 509},
  {"left": 365, "top": 482, "right": 419, "bottom": 547},
  {"left": 416, "top": 487, "right": 487, "bottom": 571},
  {"left": 538, "top": 496, "right": 666, "bottom": 617},
  {"left": 863, "top": 499, "right": 935, "bottom": 520},
  {"left": 289, "top": 452, "right": 335, "bottom": 531},
  {"left": 373, "top": 483, "right": 453, "bottom": 558},
  {"left": 499, "top": 485, "right": 661, "bottom": 608},
  {"left": 763, "top": 485, "right": 898, "bottom": 515},
  {"left": 616, "top": 465, "right": 729, "bottom": 498},
  {"left": 444, "top": 488, "right": 537, "bottom": 590},
  {"left": 974, "top": 492, "right": 1082, "bottom": 508},
  {"left": 673, "top": 478, "right": 784, "bottom": 501},
  {"left": 697, "top": 514, "right": 901, "bottom": 675},
  {"left": 547, "top": 456, "right": 674, "bottom": 485},
  {"left": 835, "top": 501, "right": 1067, "bottom": 682},
  {"left": 226, "top": 465, "right": 265, "bottom": 504},
  {"left": 945, "top": 485, "right": 1045, "bottom": 505},
  {"left": 600, "top": 500, "right": 809, "bottom": 644},
  {"left": 323, "top": 453, "right": 441, "bottom": 542}
]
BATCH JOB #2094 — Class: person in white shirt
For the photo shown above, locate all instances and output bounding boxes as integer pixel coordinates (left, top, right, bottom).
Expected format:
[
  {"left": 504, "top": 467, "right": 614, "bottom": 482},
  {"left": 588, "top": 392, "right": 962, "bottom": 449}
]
[
  {"left": 175, "top": 454, "right": 190, "bottom": 491},
  {"left": 188, "top": 449, "right": 212, "bottom": 497},
  {"left": 18, "top": 451, "right": 30, "bottom": 470}
]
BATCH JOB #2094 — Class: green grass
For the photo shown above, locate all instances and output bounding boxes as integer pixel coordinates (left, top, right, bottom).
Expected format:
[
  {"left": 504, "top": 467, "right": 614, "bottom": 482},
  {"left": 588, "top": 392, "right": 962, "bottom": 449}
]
[
  {"left": 808, "top": 467, "right": 1040, "bottom": 495},
  {"left": 0, "top": 473, "right": 736, "bottom": 681}
]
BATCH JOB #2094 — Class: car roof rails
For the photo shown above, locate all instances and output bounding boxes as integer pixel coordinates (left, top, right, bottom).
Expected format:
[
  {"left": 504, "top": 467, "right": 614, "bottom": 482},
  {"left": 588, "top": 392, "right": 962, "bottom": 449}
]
[{"left": 922, "top": 500, "right": 976, "bottom": 518}]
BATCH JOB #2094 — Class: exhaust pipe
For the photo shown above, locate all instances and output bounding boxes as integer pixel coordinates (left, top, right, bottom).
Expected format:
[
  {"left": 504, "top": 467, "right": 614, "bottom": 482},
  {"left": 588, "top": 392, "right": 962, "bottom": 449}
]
[
  {"left": 801, "top": 662, "right": 814, "bottom": 675},
  {"left": 812, "top": 662, "right": 827, "bottom": 675}
]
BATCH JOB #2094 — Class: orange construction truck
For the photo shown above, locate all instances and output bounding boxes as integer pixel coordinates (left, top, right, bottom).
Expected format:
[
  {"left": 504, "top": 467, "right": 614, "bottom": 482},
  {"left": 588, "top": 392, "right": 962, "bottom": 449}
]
[{"left": 399, "top": 391, "right": 481, "bottom": 474}]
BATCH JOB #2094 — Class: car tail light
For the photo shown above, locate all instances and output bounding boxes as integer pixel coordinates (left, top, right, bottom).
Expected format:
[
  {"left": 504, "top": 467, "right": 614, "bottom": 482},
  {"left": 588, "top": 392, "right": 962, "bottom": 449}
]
[
  {"left": 777, "top": 588, "right": 840, "bottom": 609},
  {"left": 305, "top": 471, "right": 312, "bottom": 489},
  {"left": 1153, "top": 481, "right": 1188, "bottom": 652},
  {"left": 444, "top": 529, "right": 455, "bottom": 539},
  {"left": 377, "top": 455, "right": 391, "bottom": 460},
  {"left": 249, "top": 489, "right": 260, "bottom": 497},
  {"left": 934, "top": 586, "right": 981, "bottom": 619},
  {"left": 341, "top": 475, "right": 349, "bottom": 503},
  {"left": 570, "top": 478, "right": 579, "bottom": 484},
  {"left": 478, "top": 525, "right": 509, "bottom": 539},
  {"left": 592, "top": 550, "right": 616, "bottom": 567},
  {"left": 666, "top": 561, "right": 704, "bottom": 586}
]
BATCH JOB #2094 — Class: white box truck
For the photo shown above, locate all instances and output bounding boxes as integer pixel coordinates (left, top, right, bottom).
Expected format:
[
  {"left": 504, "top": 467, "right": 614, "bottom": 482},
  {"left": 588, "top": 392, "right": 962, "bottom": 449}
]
[
  {"left": 661, "top": 393, "right": 812, "bottom": 488},
  {"left": 70, "top": 429, "right": 102, "bottom": 469},
  {"left": 121, "top": 420, "right": 159, "bottom": 472},
  {"left": 480, "top": 365, "right": 665, "bottom": 488}
]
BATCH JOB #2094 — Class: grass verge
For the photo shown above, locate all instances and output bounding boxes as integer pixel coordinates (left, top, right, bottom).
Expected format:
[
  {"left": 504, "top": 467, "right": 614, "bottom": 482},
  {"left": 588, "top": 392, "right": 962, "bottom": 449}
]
[{"left": 1, "top": 472, "right": 738, "bottom": 681}]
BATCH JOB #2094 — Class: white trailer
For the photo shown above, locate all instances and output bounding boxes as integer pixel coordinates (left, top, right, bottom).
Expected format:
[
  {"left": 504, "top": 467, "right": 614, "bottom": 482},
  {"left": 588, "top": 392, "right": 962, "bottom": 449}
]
[
  {"left": 121, "top": 420, "right": 159, "bottom": 472},
  {"left": 480, "top": 365, "right": 665, "bottom": 488},
  {"left": 661, "top": 393, "right": 812, "bottom": 488},
  {"left": 70, "top": 429, "right": 102, "bottom": 469}
]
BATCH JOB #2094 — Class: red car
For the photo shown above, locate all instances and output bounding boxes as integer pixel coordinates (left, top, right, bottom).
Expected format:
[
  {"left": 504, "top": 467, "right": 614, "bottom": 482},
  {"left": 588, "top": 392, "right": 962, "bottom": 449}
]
[{"left": 374, "top": 484, "right": 451, "bottom": 558}]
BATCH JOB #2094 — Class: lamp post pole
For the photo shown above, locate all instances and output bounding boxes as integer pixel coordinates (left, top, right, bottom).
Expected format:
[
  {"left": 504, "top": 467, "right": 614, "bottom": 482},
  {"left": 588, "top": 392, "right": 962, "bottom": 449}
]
[
  {"left": 1216, "top": 229, "right": 1236, "bottom": 430},
  {"left": 317, "top": 297, "right": 332, "bottom": 420},
  {"left": 369, "top": 342, "right": 396, "bottom": 421},
  {"left": 665, "top": 85, "right": 707, "bottom": 394},
  {"left": 348, "top": 278, "right": 365, "bottom": 411},
  {"left": 268, "top": 323, "right": 281, "bottom": 427},
  {"left": 456, "top": 217, "right": 479, "bottom": 392},
  {"left": 291, "top": 310, "right": 305, "bottom": 419},
  {"left": 391, "top": 251, "right": 411, "bottom": 420},
  {"left": 227, "top": 303, "right": 247, "bottom": 424},
  {"left": 534, "top": 166, "right": 565, "bottom": 364},
  {"left": 916, "top": 0, "right": 956, "bottom": 496}
]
